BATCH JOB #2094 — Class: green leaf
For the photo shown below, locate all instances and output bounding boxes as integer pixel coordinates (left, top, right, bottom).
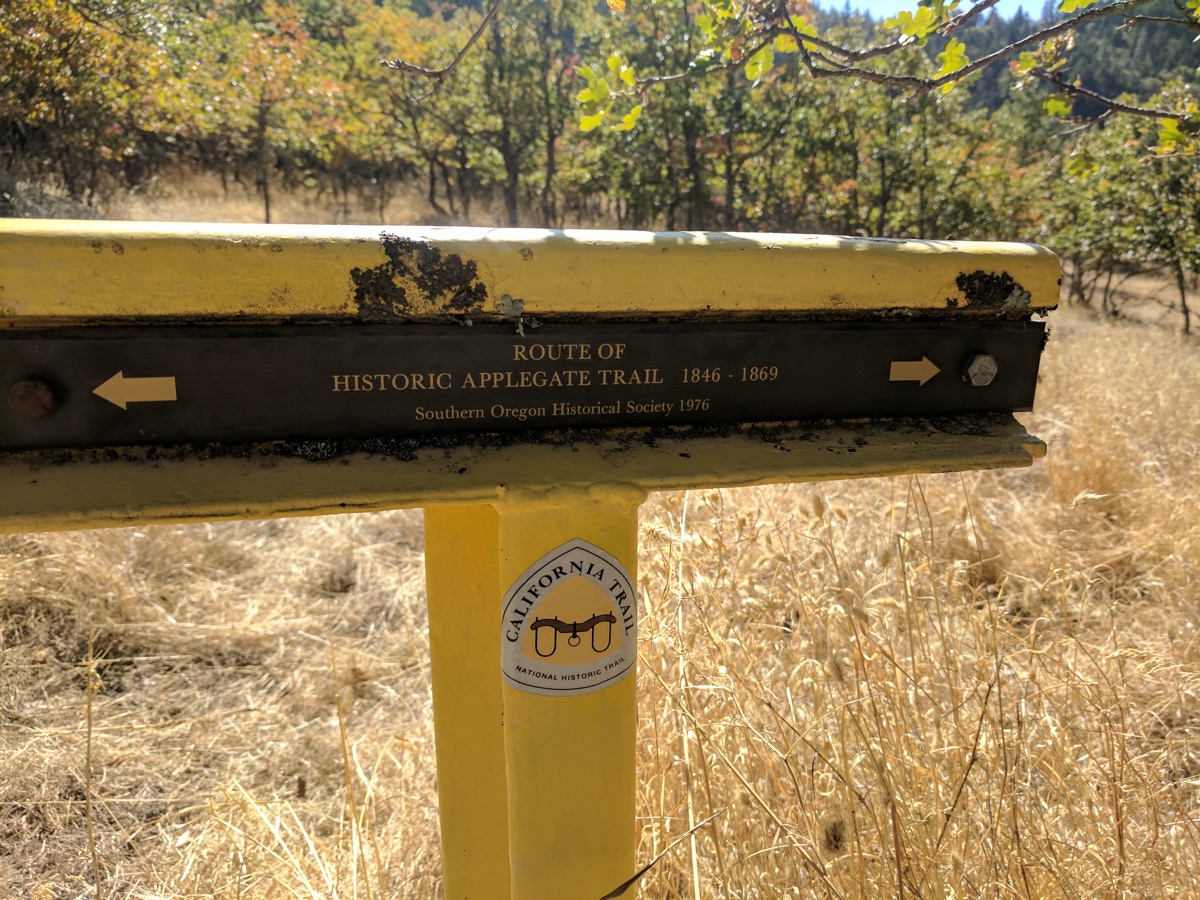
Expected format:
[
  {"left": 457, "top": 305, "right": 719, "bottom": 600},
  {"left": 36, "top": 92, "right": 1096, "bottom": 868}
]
[
  {"left": 576, "top": 87, "right": 595, "bottom": 104},
  {"left": 1043, "top": 94, "right": 1073, "bottom": 117},
  {"left": 744, "top": 46, "right": 774, "bottom": 81},
  {"left": 1065, "top": 147, "right": 1098, "bottom": 178},
  {"left": 934, "top": 38, "right": 967, "bottom": 80},
  {"left": 1058, "top": 0, "right": 1100, "bottom": 11},
  {"left": 1156, "top": 118, "right": 1188, "bottom": 153},
  {"left": 580, "top": 112, "right": 606, "bottom": 132},
  {"left": 1014, "top": 51, "right": 1037, "bottom": 74}
]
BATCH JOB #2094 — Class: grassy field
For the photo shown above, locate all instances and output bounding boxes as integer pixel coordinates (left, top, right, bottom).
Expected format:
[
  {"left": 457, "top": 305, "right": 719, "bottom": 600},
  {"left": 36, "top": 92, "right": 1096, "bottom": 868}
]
[{"left": 3, "top": 288, "right": 1200, "bottom": 896}]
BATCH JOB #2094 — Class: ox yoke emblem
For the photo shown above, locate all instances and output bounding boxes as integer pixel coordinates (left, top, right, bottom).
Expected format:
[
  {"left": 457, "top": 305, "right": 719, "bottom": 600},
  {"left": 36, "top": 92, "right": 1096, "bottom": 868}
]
[{"left": 501, "top": 538, "right": 636, "bottom": 696}]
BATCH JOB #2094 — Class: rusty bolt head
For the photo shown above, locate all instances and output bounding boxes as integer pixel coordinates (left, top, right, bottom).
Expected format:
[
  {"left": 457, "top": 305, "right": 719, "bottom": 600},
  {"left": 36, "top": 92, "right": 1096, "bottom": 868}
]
[
  {"left": 7, "top": 379, "right": 58, "bottom": 419},
  {"left": 964, "top": 354, "right": 998, "bottom": 387}
]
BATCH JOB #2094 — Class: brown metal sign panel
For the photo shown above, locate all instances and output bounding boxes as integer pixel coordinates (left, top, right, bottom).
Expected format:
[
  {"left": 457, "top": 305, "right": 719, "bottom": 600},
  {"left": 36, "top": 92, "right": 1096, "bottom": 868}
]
[{"left": 2, "top": 321, "right": 1045, "bottom": 451}]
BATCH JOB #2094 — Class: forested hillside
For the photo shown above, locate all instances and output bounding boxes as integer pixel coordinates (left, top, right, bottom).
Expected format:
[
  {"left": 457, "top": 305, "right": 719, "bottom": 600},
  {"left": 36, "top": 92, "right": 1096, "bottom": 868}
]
[{"left": 2, "top": 0, "right": 1198, "bottom": 327}]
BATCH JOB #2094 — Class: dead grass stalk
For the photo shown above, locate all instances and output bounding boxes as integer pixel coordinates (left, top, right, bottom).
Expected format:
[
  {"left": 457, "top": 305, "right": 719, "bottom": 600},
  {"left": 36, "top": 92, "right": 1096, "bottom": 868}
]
[{"left": 2, "top": 310, "right": 1200, "bottom": 896}]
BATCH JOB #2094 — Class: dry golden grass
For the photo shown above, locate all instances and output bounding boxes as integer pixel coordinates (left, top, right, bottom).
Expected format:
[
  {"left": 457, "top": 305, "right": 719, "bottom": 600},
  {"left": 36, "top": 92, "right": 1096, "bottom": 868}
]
[
  {"left": 3, "top": 308, "right": 1200, "bottom": 897},
  {"left": 107, "top": 172, "right": 502, "bottom": 228}
]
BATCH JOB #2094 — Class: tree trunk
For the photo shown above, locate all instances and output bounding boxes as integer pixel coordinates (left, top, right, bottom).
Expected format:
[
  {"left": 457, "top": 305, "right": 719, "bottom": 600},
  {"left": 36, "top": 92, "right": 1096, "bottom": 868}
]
[
  {"left": 722, "top": 68, "right": 736, "bottom": 231},
  {"left": 503, "top": 153, "right": 520, "bottom": 228},
  {"left": 426, "top": 158, "right": 448, "bottom": 218},
  {"left": 723, "top": 141, "right": 735, "bottom": 231},
  {"left": 257, "top": 101, "right": 272, "bottom": 225},
  {"left": 683, "top": 114, "right": 706, "bottom": 229},
  {"left": 541, "top": 126, "right": 558, "bottom": 228},
  {"left": 1175, "top": 259, "right": 1192, "bottom": 336}
]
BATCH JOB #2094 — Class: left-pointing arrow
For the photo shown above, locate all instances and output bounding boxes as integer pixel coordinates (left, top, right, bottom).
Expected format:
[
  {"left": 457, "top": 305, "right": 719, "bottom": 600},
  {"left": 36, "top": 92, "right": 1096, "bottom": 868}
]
[{"left": 93, "top": 372, "right": 178, "bottom": 410}]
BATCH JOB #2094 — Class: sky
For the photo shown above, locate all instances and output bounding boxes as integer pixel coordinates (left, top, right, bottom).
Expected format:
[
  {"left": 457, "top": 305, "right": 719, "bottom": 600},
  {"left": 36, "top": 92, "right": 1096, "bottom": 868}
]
[{"left": 841, "top": 1, "right": 1037, "bottom": 19}]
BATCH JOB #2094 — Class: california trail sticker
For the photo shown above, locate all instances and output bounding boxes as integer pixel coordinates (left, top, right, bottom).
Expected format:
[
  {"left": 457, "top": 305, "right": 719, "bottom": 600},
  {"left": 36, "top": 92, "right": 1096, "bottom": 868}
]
[{"left": 501, "top": 538, "right": 636, "bottom": 696}]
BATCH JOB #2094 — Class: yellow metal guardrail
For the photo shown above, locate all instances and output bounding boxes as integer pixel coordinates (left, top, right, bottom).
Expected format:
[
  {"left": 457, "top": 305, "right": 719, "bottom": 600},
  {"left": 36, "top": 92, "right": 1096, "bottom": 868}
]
[{"left": 1, "top": 221, "right": 1057, "bottom": 532}]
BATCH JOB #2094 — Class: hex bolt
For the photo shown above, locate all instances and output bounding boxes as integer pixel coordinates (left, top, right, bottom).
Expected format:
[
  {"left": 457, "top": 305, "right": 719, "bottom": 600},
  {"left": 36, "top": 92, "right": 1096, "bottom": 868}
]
[
  {"left": 6, "top": 379, "right": 59, "bottom": 419},
  {"left": 964, "top": 354, "right": 998, "bottom": 387}
]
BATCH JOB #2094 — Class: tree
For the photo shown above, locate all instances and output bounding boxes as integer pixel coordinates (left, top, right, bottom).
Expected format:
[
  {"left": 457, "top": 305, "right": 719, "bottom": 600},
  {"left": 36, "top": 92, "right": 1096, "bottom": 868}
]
[
  {"left": 402, "top": 0, "right": 1200, "bottom": 154},
  {"left": 190, "top": 1, "right": 327, "bottom": 223},
  {"left": 1041, "top": 81, "right": 1200, "bottom": 331},
  {"left": 0, "top": 0, "right": 191, "bottom": 203}
]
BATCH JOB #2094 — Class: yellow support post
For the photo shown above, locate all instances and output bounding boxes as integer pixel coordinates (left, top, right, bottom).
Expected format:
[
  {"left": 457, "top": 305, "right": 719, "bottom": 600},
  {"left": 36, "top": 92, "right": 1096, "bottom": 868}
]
[
  {"left": 425, "top": 504, "right": 511, "bottom": 898},
  {"left": 496, "top": 485, "right": 645, "bottom": 899}
]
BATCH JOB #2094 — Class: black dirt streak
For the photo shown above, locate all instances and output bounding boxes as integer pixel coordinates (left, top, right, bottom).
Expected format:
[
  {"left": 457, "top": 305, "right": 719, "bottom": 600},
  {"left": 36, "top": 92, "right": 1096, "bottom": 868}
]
[
  {"left": 351, "top": 235, "right": 487, "bottom": 321},
  {"left": 12, "top": 415, "right": 1020, "bottom": 470},
  {"left": 955, "top": 270, "right": 1029, "bottom": 314}
]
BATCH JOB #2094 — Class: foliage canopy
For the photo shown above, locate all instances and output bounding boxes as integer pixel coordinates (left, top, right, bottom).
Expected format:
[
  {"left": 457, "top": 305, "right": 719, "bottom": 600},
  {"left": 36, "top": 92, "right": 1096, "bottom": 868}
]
[{"left": 1, "top": 0, "right": 1198, "bottom": 328}]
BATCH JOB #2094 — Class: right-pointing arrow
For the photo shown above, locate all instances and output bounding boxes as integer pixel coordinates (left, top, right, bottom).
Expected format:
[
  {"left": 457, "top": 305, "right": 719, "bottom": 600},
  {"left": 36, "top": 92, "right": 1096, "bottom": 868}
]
[{"left": 889, "top": 357, "right": 940, "bottom": 386}]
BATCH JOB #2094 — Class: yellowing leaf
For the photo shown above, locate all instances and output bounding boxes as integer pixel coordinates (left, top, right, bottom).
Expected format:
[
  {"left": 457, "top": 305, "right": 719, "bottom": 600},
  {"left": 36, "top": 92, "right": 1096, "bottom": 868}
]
[
  {"left": 580, "top": 112, "right": 606, "bottom": 131},
  {"left": 791, "top": 14, "right": 818, "bottom": 39},
  {"left": 744, "top": 46, "right": 774, "bottom": 81},
  {"left": 885, "top": 8, "right": 938, "bottom": 44},
  {"left": 607, "top": 0, "right": 626, "bottom": 12},
  {"left": 606, "top": 53, "right": 635, "bottom": 84},
  {"left": 611, "top": 103, "right": 643, "bottom": 131},
  {"left": 773, "top": 34, "right": 798, "bottom": 54}
]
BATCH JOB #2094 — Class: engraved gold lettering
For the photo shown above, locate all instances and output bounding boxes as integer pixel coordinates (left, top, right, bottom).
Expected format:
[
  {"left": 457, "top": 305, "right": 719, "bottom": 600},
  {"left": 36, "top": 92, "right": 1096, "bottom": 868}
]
[
  {"left": 624, "top": 400, "right": 673, "bottom": 416},
  {"left": 331, "top": 372, "right": 453, "bottom": 393},
  {"left": 550, "top": 402, "right": 620, "bottom": 416},
  {"left": 682, "top": 367, "right": 722, "bottom": 384},
  {"left": 415, "top": 405, "right": 485, "bottom": 421},
  {"left": 490, "top": 403, "right": 547, "bottom": 422},
  {"left": 462, "top": 370, "right": 592, "bottom": 389},
  {"left": 513, "top": 343, "right": 593, "bottom": 362},
  {"left": 600, "top": 369, "right": 624, "bottom": 386},
  {"left": 597, "top": 343, "right": 626, "bottom": 360},
  {"left": 597, "top": 367, "right": 663, "bottom": 386}
]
